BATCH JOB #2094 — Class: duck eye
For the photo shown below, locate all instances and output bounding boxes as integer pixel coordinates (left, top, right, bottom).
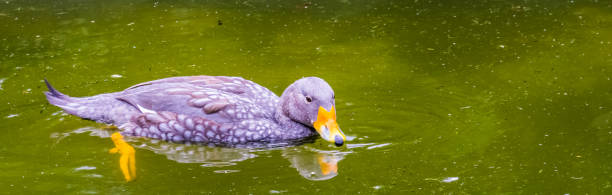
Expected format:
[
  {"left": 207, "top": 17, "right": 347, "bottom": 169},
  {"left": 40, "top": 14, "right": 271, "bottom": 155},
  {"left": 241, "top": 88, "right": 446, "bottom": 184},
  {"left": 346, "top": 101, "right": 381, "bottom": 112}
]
[{"left": 305, "top": 96, "right": 312, "bottom": 103}]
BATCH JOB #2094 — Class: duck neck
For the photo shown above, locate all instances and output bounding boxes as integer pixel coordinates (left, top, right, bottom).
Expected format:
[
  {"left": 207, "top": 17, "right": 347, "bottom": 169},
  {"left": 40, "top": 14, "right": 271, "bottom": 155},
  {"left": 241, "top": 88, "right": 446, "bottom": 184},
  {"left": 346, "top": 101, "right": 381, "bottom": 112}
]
[{"left": 273, "top": 105, "right": 315, "bottom": 139}]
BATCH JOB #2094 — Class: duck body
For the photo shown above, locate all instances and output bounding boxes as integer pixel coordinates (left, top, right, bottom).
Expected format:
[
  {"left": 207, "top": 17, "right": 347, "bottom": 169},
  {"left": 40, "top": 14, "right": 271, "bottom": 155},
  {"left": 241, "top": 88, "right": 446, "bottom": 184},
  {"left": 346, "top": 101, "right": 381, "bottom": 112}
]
[{"left": 45, "top": 76, "right": 345, "bottom": 146}]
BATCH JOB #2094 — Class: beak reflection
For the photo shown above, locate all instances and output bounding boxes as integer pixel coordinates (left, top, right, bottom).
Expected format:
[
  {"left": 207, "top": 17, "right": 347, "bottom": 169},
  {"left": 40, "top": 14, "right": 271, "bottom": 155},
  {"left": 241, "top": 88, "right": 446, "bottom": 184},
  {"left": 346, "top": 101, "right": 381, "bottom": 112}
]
[
  {"left": 317, "top": 154, "right": 339, "bottom": 175},
  {"left": 283, "top": 146, "right": 346, "bottom": 181},
  {"left": 313, "top": 106, "right": 346, "bottom": 146}
]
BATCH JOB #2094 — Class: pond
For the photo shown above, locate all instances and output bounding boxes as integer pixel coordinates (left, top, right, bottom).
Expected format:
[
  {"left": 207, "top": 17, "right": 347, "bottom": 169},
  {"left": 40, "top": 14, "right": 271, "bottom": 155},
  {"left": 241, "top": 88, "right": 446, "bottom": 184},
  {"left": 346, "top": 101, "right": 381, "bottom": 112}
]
[{"left": 1, "top": 0, "right": 611, "bottom": 193}]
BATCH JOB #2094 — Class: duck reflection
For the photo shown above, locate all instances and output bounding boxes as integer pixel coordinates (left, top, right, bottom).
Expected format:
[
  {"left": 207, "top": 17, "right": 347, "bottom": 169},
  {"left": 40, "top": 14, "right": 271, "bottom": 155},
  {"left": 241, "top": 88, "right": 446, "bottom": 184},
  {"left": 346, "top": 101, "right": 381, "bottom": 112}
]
[
  {"left": 56, "top": 127, "right": 348, "bottom": 181},
  {"left": 282, "top": 146, "right": 347, "bottom": 180},
  {"left": 129, "top": 136, "right": 348, "bottom": 180}
]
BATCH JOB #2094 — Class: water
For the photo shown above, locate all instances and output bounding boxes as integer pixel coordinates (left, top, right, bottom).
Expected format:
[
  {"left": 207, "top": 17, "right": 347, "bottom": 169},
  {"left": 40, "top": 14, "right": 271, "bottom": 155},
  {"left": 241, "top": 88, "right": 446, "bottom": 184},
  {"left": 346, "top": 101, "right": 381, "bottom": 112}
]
[{"left": 1, "top": 0, "right": 612, "bottom": 193}]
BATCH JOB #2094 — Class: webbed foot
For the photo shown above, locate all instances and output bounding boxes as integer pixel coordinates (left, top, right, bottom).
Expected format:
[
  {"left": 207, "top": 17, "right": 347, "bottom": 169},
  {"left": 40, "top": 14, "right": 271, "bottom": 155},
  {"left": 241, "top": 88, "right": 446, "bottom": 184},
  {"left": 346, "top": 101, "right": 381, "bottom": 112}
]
[{"left": 110, "top": 132, "right": 136, "bottom": 182}]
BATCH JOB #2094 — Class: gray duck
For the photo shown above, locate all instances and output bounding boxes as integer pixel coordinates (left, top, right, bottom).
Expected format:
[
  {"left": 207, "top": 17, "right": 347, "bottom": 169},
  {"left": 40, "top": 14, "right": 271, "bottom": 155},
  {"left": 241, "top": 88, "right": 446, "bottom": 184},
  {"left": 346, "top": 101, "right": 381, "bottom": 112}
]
[{"left": 44, "top": 76, "right": 346, "bottom": 146}]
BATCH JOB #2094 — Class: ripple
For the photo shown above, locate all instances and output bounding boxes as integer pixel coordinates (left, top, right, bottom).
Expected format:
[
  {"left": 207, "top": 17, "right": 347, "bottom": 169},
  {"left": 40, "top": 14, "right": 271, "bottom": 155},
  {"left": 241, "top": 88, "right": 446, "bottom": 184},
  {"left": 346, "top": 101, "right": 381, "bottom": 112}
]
[
  {"left": 0, "top": 78, "right": 5, "bottom": 90},
  {"left": 213, "top": 169, "right": 240, "bottom": 174},
  {"left": 366, "top": 143, "right": 391, "bottom": 150},
  {"left": 74, "top": 166, "right": 97, "bottom": 171},
  {"left": 200, "top": 162, "right": 237, "bottom": 167},
  {"left": 346, "top": 143, "right": 374, "bottom": 149},
  {"left": 425, "top": 177, "right": 459, "bottom": 183},
  {"left": 269, "top": 189, "right": 288, "bottom": 194},
  {"left": 442, "top": 177, "right": 459, "bottom": 183},
  {"left": 83, "top": 174, "right": 103, "bottom": 178},
  {"left": 5, "top": 114, "right": 19, "bottom": 118}
]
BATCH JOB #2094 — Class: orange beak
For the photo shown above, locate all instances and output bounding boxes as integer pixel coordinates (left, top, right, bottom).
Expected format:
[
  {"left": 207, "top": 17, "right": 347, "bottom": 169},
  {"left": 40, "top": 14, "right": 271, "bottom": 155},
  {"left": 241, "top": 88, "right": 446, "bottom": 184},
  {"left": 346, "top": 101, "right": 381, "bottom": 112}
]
[{"left": 313, "top": 106, "right": 346, "bottom": 146}]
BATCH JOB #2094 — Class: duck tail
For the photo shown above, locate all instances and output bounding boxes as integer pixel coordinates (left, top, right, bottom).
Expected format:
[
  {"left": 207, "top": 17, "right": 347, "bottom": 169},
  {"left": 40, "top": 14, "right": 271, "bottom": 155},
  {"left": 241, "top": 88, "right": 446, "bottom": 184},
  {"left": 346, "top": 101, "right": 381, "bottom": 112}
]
[
  {"left": 43, "top": 79, "right": 80, "bottom": 115},
  {"left": 44, "top": 78, "right": 68, "bottom": 99},
  {"left": 43, "top": 79, "right": 129, "bottom": 124}
]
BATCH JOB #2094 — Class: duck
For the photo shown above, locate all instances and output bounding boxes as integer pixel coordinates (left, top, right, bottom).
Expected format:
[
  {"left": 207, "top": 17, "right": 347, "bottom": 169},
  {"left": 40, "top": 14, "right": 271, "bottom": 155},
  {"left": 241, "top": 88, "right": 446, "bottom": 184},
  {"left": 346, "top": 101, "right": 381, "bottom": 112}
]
[{"left": 44, "top": 76, "right": 346, "bottom": 146}]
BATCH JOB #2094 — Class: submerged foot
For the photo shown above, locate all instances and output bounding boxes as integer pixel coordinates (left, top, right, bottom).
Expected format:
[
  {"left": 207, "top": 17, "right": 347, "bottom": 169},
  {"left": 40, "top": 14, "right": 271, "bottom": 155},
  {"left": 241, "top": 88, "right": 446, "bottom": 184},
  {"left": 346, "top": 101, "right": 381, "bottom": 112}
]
[{"left": 109, "top": 132, "right": 136, "bottom": 182}]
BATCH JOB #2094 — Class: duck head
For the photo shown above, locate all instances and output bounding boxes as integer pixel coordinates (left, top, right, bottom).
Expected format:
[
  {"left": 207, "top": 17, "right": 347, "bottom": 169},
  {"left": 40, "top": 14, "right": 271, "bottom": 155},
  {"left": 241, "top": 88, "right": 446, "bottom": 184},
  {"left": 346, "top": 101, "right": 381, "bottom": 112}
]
[{"left": 279, "top": 77, "right": 346, "bottom": 146}]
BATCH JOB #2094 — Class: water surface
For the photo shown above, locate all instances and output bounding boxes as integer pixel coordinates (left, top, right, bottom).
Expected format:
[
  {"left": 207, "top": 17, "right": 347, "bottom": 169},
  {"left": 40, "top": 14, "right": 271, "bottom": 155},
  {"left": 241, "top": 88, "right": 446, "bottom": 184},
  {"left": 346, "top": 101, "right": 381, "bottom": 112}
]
[{"left": 1, "top": 0, "right": 612, "bottom": 193}]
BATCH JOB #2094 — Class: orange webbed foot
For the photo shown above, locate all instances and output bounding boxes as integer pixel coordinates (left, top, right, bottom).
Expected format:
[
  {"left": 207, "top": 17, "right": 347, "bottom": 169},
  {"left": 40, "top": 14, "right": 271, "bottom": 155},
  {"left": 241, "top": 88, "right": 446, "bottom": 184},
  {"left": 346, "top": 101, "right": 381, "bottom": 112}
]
[{"left": 110, "top": 132, "right": 136, "bottom": 182}]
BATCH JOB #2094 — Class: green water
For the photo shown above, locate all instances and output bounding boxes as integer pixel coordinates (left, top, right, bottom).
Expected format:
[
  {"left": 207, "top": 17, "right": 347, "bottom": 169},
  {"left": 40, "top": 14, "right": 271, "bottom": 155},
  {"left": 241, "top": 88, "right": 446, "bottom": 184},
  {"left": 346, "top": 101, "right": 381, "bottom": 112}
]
[{"left": 1, "top": 0, "right": 612, "bottom": 193}]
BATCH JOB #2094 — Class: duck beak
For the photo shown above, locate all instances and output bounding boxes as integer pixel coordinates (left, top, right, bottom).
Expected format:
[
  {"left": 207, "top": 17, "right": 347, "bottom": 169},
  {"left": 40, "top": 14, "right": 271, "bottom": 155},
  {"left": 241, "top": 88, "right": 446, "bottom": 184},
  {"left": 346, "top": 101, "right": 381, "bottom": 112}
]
[{"left": 313, "top": 106, "right": 346, "bottom": 146}]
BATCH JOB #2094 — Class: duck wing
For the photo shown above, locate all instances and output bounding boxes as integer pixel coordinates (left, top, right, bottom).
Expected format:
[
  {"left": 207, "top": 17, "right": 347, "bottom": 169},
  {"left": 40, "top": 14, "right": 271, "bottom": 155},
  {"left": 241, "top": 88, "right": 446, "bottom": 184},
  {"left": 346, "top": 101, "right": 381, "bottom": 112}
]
[{"left": 115, "top": 76, "right": 277, "bottom": 123}]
